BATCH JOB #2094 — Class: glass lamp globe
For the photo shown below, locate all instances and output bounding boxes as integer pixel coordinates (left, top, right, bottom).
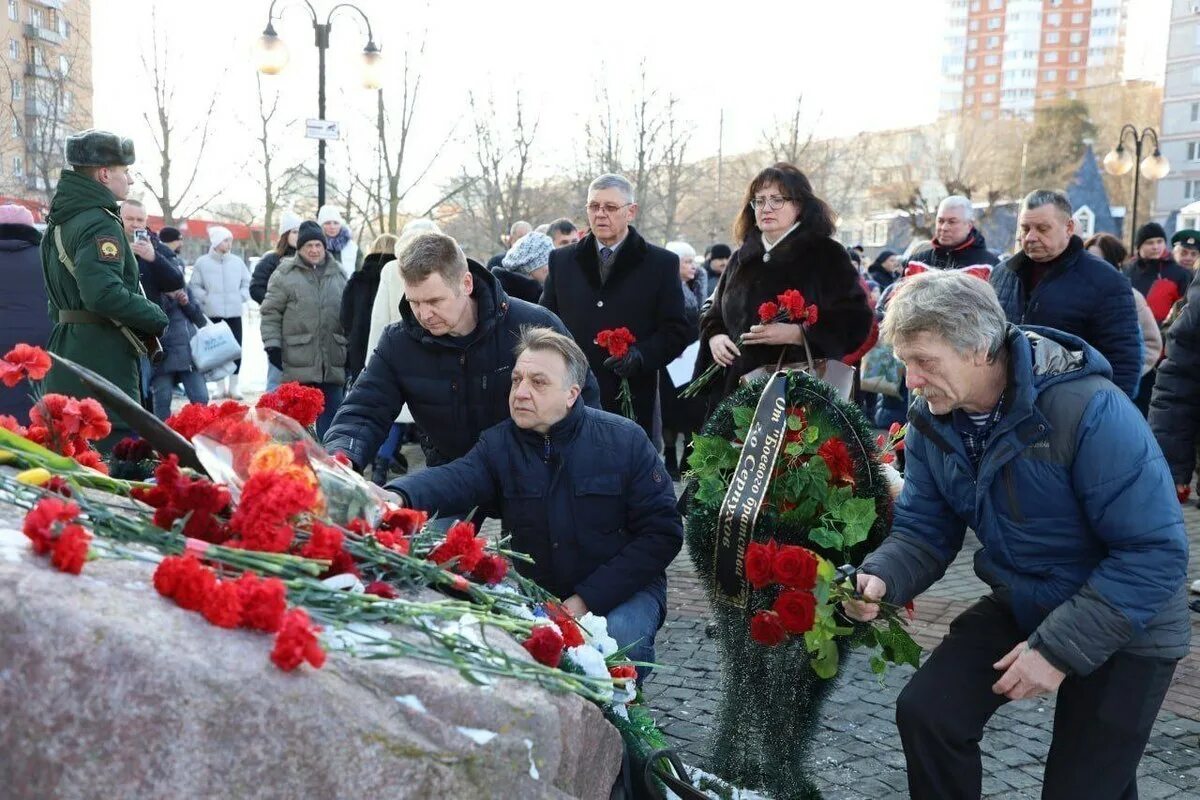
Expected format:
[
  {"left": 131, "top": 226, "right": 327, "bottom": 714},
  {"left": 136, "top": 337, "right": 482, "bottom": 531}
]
[
  {"left": 1141, "top": 151, "right": 1170, "bottom": 181},
  {"left": 1103, "top": 146, "right": 1134, "bottom": 176},
  {"left": 361, "top": 44, "right": 383, "bottom": 90},
  {"left": 255, "top": 25, "right": 289, "bottom": 75}
]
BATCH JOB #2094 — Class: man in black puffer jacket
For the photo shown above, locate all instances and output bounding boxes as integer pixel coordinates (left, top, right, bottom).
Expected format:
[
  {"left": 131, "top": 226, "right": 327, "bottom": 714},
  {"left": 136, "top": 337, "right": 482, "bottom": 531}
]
[
  {"left": 324, "top": 231, "right": 600, "bottom": 471},
  {"left": 1150, "top": 270, "right": 1200, "bottom": 500}
]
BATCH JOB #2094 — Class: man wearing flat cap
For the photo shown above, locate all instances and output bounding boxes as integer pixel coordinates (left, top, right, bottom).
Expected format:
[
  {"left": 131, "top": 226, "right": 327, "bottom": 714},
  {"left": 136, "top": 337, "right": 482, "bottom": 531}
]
[
  {"left": 1171, "top": 229, "right": 1200, "bottom": 274},
  {"left": 41, "top": 129, "right": 169, "bottom": 445}
]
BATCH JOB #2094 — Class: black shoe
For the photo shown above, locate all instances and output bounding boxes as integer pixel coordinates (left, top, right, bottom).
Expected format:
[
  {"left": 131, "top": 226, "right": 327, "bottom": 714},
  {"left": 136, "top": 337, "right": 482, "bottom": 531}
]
[
  {"left": 390, "top": 453, "right": 409, "bottom": 477},
  {"left": 666, "top": 465, "right": 682, "bottom": 482},
  {"left": 370, "top": 457, "right": 390, "bottom": 486}
]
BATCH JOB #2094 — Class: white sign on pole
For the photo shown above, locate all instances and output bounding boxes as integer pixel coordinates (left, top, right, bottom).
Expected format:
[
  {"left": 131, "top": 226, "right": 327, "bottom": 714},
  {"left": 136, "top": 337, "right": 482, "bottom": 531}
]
[{"left": 305, "top": 119, "right": 340, "bottom": 140}]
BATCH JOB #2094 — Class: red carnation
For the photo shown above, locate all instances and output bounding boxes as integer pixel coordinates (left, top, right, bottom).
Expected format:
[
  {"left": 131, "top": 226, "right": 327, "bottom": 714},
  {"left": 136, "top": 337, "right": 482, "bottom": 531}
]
[
  {"left": 817, "top": 436, "right": 855, "bottom": 485},
  {"left": 153, "top": 555, "right": 189, "bottom": 598},
  {"left": 803, "top": 305, "right": 819, "bottom": 325},
  {"left": 165, "top": 400, "right": 248, "bottom": 442},
  {"left": 595, "top": 327, "right": 636, "bottom": 359},
  {"left": 0, "top": 343, "right": 52, "bottom": 387},
  {"left": 772, "top": 545, "right": 819, "bottom": 591},
  {"left": 744, "top": 539, "right": 778, "bottom": 589},
  {"left": 201, "top": 579, "right": 244, "bottom": 628},
  {"left": 522, "top": 624, "right": 565, "bottom": 668},
  {"left": 73, "top": 448, "right": 109, "bottom": 474},
  {"left": 228, "top": 470, "right": 317, "bottom": 553},
  {"left": 271, "top": 608, "right": 326, "bottom": 671},
  {"left": 777, "top": 289, "right": 808, "bottom": 321},
  {"left": 749, "top": 610, "right": 787, "bottom": 646},
  {"left": 758, "top": 301, "right": 781, "bottom": 323},
  {"left": 364, "top": 580, "right": 399, "bottom": 599},
  {"left": 471, "top": 553, "right": 509, "bottom": 586},
  {"left": 49, "top": 524, "right": 90, "bottom": 574},
  {"left": 378, "top": 507, "right": 428, "bottom": 536},
  {"left": 22, "top": 496, "right": 80, "bottom": 555},
  {"left": 555, "top": 616, "right": 586, "bottom": 648},
  {"left": 428, "top": 520, "right": 486, "bottom": 573},
  {"left": 773, "top": 589, "right": 817, "bottom": 634},
  {"left": 44, "top": 476, "right": 73, "bottom": 497},
  {"left": 76, "top": 398, "right": 111, "bottom": 441},
  {"left": 0, "top": 414, "right": 27, "bottom": 437},
  {"left": 256, "top": 382, "right": 325, "bottom": 429},
  {"left": 132, "top": 456, "right": 232, "bottom": 544},
  {"left": 174, "top": 558, "right": 218, "bottom": 612},
  {"left": 300, "top": 522, "right": 344, "bottom": 562},
  {"left": 239, "top": 574, "right": 288, "bottom": 633},
  {"left": 609, "top": 664, "right": 638, "bottom": 681}
]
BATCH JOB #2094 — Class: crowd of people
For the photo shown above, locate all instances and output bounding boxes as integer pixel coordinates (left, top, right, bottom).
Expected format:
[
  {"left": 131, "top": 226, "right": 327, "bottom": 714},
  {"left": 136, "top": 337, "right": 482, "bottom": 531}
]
[{"left": 2, "top": 126, "right": 1199, "bottom": 797}]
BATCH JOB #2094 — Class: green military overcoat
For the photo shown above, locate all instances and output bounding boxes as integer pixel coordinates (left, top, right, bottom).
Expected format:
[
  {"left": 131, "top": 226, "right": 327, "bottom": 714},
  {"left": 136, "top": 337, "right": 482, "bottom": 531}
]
[{"left": 40, "top": 170, "right": 168, "bottom": 422}]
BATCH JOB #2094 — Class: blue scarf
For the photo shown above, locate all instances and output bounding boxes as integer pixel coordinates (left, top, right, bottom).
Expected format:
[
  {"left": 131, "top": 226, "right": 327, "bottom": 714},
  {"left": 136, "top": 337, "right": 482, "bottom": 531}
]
[{"left": 326, "top": 225, "right": 351, "bottom": 255}]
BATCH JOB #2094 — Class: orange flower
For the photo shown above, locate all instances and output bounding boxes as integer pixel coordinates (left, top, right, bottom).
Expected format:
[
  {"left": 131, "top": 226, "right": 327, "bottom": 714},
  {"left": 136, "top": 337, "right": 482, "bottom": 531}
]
[{"left": 248, "top": 443, "right": 297, "bottom": 476}]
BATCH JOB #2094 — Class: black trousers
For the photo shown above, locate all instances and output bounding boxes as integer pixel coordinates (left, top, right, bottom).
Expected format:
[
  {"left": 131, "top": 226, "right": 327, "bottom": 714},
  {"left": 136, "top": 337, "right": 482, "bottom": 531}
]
[
  {"left": 212, "top": 315, "right": 243, "bottom": 372},
  {"left": 896, "top": 595, "right": 1176, "bottom": 800}
]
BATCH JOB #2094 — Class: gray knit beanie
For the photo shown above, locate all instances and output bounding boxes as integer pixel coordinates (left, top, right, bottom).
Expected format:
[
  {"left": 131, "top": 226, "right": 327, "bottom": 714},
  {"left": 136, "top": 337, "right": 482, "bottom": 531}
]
[{"left": 501, "top": 231, "right": 554, "bottom": 275}]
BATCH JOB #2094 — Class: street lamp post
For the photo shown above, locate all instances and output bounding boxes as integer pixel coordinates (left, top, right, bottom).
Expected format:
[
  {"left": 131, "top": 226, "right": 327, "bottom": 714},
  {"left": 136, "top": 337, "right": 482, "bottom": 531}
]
[
  {"left": 1102, "top": 124, "right": 1171, "bottom": 253},
  {"left": 254, "top": 1, "right": 383, "bottom": 208}
]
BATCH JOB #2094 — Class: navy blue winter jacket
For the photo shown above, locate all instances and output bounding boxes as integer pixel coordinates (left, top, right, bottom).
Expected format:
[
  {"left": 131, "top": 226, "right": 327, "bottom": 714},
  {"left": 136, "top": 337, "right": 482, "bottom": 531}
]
[
  {"left": 323, "top": 262, "right": 600, "bottom": 469},
  {"left": 390, "top": 401, "right": 683, "bottom": 615},
  {"left": 989, "top": 236, "right": 1142, "bottom": 397},
  {"left": 862, "top": 325, "right": 1189, "bottom": 676}
]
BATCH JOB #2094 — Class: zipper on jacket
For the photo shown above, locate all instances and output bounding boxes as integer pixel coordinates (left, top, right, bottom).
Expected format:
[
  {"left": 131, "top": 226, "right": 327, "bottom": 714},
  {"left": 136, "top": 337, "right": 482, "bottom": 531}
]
[
  {"left": 543, "top": 435, "right": 552, "bottom": 463},
  {"left": 1002, "top": 463, "right": 1026, "bottom": 523}
]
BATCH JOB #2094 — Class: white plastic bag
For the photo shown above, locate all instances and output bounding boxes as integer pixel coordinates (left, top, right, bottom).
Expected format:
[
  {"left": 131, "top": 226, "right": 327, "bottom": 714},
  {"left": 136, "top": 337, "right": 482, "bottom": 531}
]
[{"left": 190, "top": 320, "right": 241, "bottom": 372}]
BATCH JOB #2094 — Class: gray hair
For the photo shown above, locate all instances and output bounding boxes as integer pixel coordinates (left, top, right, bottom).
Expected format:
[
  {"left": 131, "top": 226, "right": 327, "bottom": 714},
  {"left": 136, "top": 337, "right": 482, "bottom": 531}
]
[
  {"left": 588, "top": 173, "right": 635, "bottom": 204},
  {"left": 398, "top": 231, "right": 469, "bottom": 287},
  {"left": 902, "top": 238, "right": 933, "bottom": 261},
  {"left": 1020, "top": 189, "right": 1073, "bottom": 219},
  {"left": 510, "top": 220, "right": 533, "bottom": 238},
  {"left": 514, "top": 326, "right": 589, "bottom": 389},
  {"left": 938, "top": 195, "right": 974, "bottom": 221},
  {"left": 881, "top": 270, "right": 1007, "bottom": 360},
  {"left": 664, "top": 240, "right": 696, "bottom": 260}
]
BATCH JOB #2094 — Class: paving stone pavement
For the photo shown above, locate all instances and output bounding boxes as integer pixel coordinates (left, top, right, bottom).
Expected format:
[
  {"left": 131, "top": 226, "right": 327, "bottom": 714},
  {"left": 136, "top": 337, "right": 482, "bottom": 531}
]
[{"left": 641, "top": 489, "right": 1200, "bottom": 799}]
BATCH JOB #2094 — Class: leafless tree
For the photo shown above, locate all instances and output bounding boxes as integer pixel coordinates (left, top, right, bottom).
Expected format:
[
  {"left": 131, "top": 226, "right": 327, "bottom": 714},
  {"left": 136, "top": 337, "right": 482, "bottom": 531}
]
[{"left": 138, "top": 7, "right": 227, "bottom": 225}]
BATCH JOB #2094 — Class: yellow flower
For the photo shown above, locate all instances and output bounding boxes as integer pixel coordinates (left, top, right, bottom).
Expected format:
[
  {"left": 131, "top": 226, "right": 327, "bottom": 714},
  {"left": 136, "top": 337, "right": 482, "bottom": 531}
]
[
  {"left": 16, "top": 467, "right": 52, "bottom": 486},
  {"left": 247, "top": 443, "right": 296, "bottom": 476}
]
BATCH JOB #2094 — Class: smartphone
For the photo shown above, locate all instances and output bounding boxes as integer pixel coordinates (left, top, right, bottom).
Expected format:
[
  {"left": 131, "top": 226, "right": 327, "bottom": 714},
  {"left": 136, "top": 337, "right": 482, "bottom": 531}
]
[{"left": 133, "top": 229, "right": 150, "bottom": 243}]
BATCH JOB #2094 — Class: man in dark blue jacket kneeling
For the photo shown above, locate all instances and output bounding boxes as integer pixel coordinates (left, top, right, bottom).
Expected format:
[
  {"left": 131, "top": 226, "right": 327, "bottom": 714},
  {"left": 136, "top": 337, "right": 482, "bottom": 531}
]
[
  {"left": 844, "top": 270, "right": 1189, "bottom": 800},
  {"left": 388, "top": 327, "right": 683, "bottom": 678}
]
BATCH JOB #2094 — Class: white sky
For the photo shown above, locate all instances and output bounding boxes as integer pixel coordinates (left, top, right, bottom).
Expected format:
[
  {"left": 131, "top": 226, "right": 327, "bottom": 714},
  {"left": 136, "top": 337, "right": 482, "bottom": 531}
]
[{"left": 92, "top": 0, "right": 1171, "bottom": 217}]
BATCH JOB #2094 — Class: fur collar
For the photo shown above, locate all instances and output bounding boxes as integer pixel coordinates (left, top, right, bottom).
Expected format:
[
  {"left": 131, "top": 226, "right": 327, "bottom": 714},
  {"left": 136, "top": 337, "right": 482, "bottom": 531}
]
[
  {"left": 572, "top": 226, "right": 650, "bottom": 287},
  {"left": 735, "top": 224, "right": 823, "bottom": 264},
  {"left": 0, "top": 223, "right": 41, "bottom": 246}
]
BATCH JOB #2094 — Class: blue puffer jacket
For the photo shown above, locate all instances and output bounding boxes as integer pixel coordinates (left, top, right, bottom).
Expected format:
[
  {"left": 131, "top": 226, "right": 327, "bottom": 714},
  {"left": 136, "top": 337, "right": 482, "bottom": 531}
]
[
  {"left": 990, "top": 236, "right": 1142, "bottom": 398},
  {"left": 391, "top": 400, "right": 683, "bottom": 615},
  {"left": 324, "top": 262, "right": 600, "bottom": 469},
  {"left": 862, "top": 325, "right": 1189, "bottom": 676}
]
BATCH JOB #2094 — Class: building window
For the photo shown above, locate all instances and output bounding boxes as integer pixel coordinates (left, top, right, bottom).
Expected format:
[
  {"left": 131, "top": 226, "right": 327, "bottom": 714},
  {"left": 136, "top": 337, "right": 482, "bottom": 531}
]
[
  {"left": 969, "top": 19, "right": 979, "bottom": 31},
  {"left": 1070, "top": 31, "right": 1083, "bottom": 44},
  {"left": 966, "top": 75, "right": 976, "bottom": 87},
  {"left": 12, "top": 157, "right": 22, "bottom": 179},
  {"left": 7, "top": 39, "right": 15, "bottom": 60},
  {"left": 1188, "top": 141, "right": 1200, "bottom": 161},
  {"left": 59, "top": 55, "right": 68, "bottom": 75},
  {"left": 1045, "top": 52, "right": 1059, "bottom": 63},
  {"left": 969, "top": 38, "right": 979, "bottom": 50},
  {"left": 10, "top": 79, "right": 20, "bottom": 100},
  {"left": 982, "top": 91, "right": 995, "bottom": 102},
  {"left": 1047, "top": 12, "right": 1061, "bottom": 25},
  {"left": 984, "top": 54, "right": 999, "bottom": 66},
  {"left": 1046, "top": 32, "right": 1060, "bottom": 44},
  {"left": 27, "top": 6, "right": 39, "bottom": 27},
  {"left": 1071, "top": 11, "right": 1083, "bottom": 23},
  {"left": 967, "top": 56, "right": 977, "bottom": 69},
  {"left": 63, "top": 91, "right": 71, "bottom": 111},
  {"left": 988, "top": 0, "right": 1001, "bottom": 8},
  {"left": 11, "top": 117, "right": 19, "bottom": 138},
  {"left": 32, "top": 47, "right": 42, "bottom": 67},
  {"left": 6, "top": 1, "right": 14, "bottom": 22},
  {"left": 1191, "top": 102, "right": 1199, "bottom": 122},
  {"left": 987, "top": 35, "right": 1000, "bottom": 48},
  {"left": 966, "top": 94, "right": 975, "bottom": 106},
  {"left": 1069, "top": 51, "right": 1081, "bottom": 63},
  {"left": 970, "top": 0, "right": 980, "bottom": 10},
  {"left": 1195, "top": 23, "right": 1200, "bottom": 47},
  {"left": 1043, "top": 69, "right": 1058, "bottom": 81},
  {"left": 988, "top": 16, "right": 1001, "bottom": 29},
  {"left": 1186, "top": 181, "right": 1200, "bottom": 201},
  {"left": 864, "top": 220, "right": 889, "bottom": 247},
  {"left": 1068, "top": 68, "right": 1079, "bottom": 81},
  {"left": 984, "top": 73, "right": 997, "bottom": 84}
]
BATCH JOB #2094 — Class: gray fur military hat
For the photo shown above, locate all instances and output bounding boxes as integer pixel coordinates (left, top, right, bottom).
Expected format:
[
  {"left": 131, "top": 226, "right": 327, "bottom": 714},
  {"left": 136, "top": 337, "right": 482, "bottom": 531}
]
[{"left": 65, "top": 129, "right": 136, "bottom": 167}]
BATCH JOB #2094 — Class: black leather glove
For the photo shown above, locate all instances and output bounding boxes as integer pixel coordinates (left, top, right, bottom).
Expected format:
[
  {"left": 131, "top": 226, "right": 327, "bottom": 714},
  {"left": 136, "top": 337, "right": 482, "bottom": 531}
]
[
  {"left": 603, "top": 346, "right": 643, "bottom": 378},
  {"left": 266, "top": 347, "right": 282, "bottom": 370}
]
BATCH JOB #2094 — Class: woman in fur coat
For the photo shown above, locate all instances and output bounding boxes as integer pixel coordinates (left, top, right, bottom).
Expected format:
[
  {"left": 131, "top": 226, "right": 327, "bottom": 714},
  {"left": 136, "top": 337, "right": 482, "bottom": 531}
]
[{"left": 694, "top": 162, "right": 872, "bottom": 409}]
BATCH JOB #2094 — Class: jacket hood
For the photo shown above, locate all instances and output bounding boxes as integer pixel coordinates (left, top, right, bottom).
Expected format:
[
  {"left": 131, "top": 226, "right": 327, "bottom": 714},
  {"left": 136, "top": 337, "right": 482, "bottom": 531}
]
[
  {"left": 0, "top": 222, "right": 41, "bottom": 249},
  {"left": 937, "top": 227, "right": 988, "bottom": 255},
  {"left": 47, "top": 169, "right": 119, "bottom": 226},
  {"left": 398, "top": 260, "right": 509, "bottom": 343}
]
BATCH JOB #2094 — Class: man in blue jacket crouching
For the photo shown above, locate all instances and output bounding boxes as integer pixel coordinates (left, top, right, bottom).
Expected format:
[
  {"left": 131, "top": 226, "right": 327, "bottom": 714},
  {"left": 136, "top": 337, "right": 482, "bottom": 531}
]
[
  {"left": 843, "top": 270, "right": 1189, "bottom": 800},
  {"left": 388, "top": 326, "right": 683, "bottom": 678}
]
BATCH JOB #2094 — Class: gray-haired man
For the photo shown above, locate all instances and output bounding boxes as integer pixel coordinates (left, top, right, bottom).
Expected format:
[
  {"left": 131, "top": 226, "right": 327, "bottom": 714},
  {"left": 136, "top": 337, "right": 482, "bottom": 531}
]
[
  {"left": 990, "top": 189, "right": 1142, "bottom": 397},
  {"left": 843, "top": 270, "right": 1189, "bottom": 799},
  {"left": 541, "top": 174, "right": 690, "bottom": 447},
  {"left": 906, "top": 195, "right": 999, "bottom": 271}
]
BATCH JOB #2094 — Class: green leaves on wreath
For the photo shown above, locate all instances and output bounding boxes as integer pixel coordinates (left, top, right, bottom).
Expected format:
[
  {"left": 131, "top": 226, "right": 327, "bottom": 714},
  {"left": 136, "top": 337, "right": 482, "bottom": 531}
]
[
  {"left": 732, "top": 405, "right": 755, "bottom": 442},
  {"left": 875, "top": 615, "right": 922, "bottom": 670}
]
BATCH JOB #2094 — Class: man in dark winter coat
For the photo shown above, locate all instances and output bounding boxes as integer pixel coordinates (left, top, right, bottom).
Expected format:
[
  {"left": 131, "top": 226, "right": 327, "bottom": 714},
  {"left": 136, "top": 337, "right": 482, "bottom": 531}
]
[
  {"left": 541, "top": 174, "right": 690, "bottom": 446},
  {"left": 907, "top": 195, "right": 999, "bottom": 270},
  {"left": 341, "top": 243, "right": 394, "bottom": 380},
  {"left": 324, "top": 231, "right": 600, "bottom": 471},
  {"left": 389, "top": 327, "right": 682, "bottom": 679},
  {"left": 120, "top": 199, "right": 184, "bottom": 306},
  {"left": 845, "top": 270, "right": 1189, "bottom": 800},
  {"left": 990, "top": 190, "right": 1142, "bottom": 397},
  {"left": 0, "top": 204, "right": 49, "bottom": 421},
  {"left": 1125, "top": 221, "right": 1192, "bottom": 322},
  {"left": 1150, "top": 270, "right": 1200, "bottom": 498}
]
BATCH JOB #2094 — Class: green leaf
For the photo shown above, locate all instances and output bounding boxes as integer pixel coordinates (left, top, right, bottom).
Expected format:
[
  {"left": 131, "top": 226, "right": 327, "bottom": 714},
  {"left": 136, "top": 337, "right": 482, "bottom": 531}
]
[
  {"left": 808, "top": 527, "right": 843, "bottom": 550},
  {"left": 838, "top": 497, "right": 877, "bottom": 549},
  {"left": 784, "top": 442, "right": 803, "bottom": 457},
  {"left": 695, "top": 474, "right": 728, "bottom": 507},
  {"left": 803, "top": 425, "right": 821, "bottom": 445},
  {"left": 807, "top": 456, "right": 832, "bottom": 486},
  {"left": 688, "top": 435, "right": 739, "bottom": 476},
  {"left": 876, "top": 616, "right": 922, "bottom": 669},
  {"left": 786, "top": 413, "right": 804, "bottom": 431},
  {"left": 869, "top": 655, "right": 887, "bottom": 674},
  {"left": 811, "top": 638, "right": 839, "bottom": 679},
  {"left": 732, "top": 406, "right": 755, "bottom": 440}
]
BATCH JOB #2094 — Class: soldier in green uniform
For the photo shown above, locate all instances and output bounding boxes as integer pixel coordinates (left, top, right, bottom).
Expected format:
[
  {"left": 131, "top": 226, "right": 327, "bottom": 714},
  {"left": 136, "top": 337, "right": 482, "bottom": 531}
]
[
  {"left": 41, "top": 129, "right": 169, "bottom": 445},
  {"left": 1171, "top": 228, "right": 1200, "bottom": 273}
]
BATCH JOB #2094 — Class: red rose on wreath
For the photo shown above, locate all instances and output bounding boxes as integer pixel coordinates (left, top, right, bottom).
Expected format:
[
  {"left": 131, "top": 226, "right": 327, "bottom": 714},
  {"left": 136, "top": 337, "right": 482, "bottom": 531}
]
[
  {"left": 745, "top": 540, "right": 778, "bottom": 589},
  {"left": 773, "top": 589, "right": 817, "bottom": 634},
  {"left": 750, "top": 610, "right": 787, "bottom": 646},
  {"left": 772, "top": 545, "right": 819, "bottom": 591}
]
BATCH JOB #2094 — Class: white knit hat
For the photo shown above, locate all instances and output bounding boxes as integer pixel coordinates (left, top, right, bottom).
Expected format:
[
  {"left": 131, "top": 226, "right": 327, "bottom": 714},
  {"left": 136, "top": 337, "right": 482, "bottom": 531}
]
[
  {"left": 501, "top": 231, "right": 554, "bottom": 275},
  {"left": 277, "top": 210, "right": 302, "bottom": 238},
  {"left": 316, "top": 205, "right": 343, "bottom": 225},
  {"left": 208, "top": 225, "right": 233, "bottom": 248}
]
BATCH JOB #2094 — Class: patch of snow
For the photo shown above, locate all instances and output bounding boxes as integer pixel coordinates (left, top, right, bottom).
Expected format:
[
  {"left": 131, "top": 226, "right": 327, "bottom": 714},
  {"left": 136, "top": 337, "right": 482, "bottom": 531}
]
[
  {"left": 523, "top": 738, "right": 539, "bottom": 780},
  {"left": 393, "top": 695, "right": 427, "bottom": 714},
  {"left": 0, "top": 527, "right": 28, "bottom": 562},
  {"left": 456, "top": 726, "right": 498, "bottom": 746}
]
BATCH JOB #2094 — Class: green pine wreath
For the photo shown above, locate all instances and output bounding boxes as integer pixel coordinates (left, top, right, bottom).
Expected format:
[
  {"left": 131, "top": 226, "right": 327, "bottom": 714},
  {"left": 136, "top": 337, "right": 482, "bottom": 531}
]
[{"left": 683, "top": 371, "right": 894, "bottom": 800}]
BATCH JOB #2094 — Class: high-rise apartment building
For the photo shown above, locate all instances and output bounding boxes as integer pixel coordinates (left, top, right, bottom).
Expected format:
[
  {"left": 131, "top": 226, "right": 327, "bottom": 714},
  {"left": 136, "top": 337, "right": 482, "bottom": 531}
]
[
  {"left": 0, "top": 0, "right": 93, "bottom": 205},
  {"left": 940, "top": 0, "right": 1128, "bottom": 120},
  {"left": 1153, "top": 1, "right": 1200, "bottom": 229}
]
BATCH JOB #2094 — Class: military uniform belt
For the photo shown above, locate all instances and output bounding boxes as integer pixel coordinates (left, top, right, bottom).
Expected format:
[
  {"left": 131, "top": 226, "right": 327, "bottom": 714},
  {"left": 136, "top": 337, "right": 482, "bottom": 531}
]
[{"left": 58, "top": 309, "right": 108, "bottom": 324}]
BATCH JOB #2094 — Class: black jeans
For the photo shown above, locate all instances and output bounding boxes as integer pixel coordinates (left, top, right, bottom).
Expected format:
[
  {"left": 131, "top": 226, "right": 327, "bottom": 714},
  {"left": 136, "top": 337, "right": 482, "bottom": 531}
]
[
  {"left": 212, "top": 315, "right": 243, "bottom": 372},
  {"left": 896, "top": 595, "right": 1176, "bottom": 800}
]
